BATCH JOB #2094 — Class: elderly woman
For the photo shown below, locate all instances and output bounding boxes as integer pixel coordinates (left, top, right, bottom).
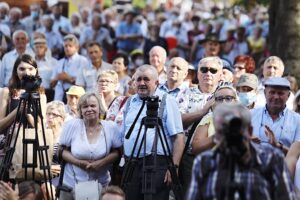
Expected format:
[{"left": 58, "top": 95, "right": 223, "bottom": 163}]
[
  {"left": 97, "top": 70, "right": 128, "bottom": 125},
  {"left": 0, "top": 54, "right": 46, "bottom": 152},
  {"left": 192, "top": 82, "right": 238, "bottom": 154},
  {"left": 59, "top": 92, "right": 122, "bottom": 199}
]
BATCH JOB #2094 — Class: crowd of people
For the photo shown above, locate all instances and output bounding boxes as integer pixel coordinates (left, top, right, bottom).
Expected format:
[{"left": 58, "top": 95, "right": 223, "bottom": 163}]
[{"left": 0, "top": 0, "right": 299, "bottom": 200}]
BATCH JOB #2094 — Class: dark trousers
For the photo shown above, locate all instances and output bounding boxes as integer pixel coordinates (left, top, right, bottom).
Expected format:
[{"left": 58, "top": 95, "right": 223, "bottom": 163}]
[
  {"left": 124, "top": 156, "right": 170, "bottom": 200},
  {"left": 179, "top": 152, "right": 195, "bottom": 198}
]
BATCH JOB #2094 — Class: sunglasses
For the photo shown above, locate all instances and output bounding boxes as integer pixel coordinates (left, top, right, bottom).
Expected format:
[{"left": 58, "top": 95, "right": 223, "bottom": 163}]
[
  {"left": 215, "top": 95, "right": 235, "bottom": 102},
  {"left": 199, "top": 67, "right": 218, "bottom": 74}
]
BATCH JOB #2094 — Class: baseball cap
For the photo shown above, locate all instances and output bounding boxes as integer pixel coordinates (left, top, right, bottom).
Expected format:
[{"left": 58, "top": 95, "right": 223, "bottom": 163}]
[
  {"left": 237, "top": 73, "right": 258, "bottom": 90},
  {"left": 264, "top": 77, "right": 291, "bottom": 90},
  {"left": 33, "top": 38, "right": 47, "bottom": 45},
  {"left": 222, "top": 59, "right": 234, "bottom": 73},
  {"left": 66, "top": 86, "right": 85, "bottom": 97}
]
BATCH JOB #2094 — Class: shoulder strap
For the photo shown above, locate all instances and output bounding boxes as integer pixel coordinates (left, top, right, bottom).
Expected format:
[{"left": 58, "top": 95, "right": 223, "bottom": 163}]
[
  {"left": 158, "top": 93, "right": 167, "bottom": 119},
  {"left": 119, "top": 96, "right": 129, "bottom": 110}
]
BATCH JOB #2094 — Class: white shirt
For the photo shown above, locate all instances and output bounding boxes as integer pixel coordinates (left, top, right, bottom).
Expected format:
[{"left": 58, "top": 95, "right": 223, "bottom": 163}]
[
  {"left": 76, "top": 61, "right": 112, "bottom": 93},
  {"left": 36, "top": 56, "right": 58, "bottom": 89},
  {"left": 0, "top": 48, "right": 34, "bottom": 87},
  {"left": 51, "top": 14, "right": 72, "bottom": 37},
  {"left": 59, "top": 119, "right": 122, "bottom": 188},
  {"left": 51, "top": 53, "right": 89, "bottom": 101}
]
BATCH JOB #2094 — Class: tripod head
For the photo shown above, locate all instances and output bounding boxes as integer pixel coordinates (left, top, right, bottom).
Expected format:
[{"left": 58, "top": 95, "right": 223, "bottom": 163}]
[{"left": 144, "top": 96, "right": 160, "bottom": 128}]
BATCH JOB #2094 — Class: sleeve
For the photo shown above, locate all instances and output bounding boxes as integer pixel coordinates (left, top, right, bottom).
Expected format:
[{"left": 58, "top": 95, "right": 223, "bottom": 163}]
[
  {"left": 165, "top": 95, "right": 184, "bottom": 136},
  {"left": 59, "top": 119, "right": 80, "bottom": 147},
  {"left": 0, "top": 55, "right": 6, "bottom": 87},
  {"left": 75, "top": 67, "right": 85, "bottom": 87}
]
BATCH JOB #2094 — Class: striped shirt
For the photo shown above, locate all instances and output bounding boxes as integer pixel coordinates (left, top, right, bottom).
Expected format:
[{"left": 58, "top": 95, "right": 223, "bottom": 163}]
[{"left": 187, "top": 143, "right": 298, "bottom": 200}]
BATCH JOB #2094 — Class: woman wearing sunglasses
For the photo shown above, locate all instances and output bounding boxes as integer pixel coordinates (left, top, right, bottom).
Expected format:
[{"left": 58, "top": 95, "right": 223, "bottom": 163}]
[{"left": 191, "top": 82, "right": 238, "bottom": 154}]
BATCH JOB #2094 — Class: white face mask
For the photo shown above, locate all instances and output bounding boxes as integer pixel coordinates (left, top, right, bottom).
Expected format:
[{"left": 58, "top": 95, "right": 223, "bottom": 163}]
[
  {"left": 134, "top": 58, "right": 144, "bottom": 66},
  {"left": 238, "top": 92, "right": 257, "bottom": 106}
]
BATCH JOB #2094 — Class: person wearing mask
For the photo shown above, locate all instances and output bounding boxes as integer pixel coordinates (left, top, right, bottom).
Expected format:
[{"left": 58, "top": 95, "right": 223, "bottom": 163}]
[
  {"left": 236, "top": 73, "right": 259, "bottom": 109},
  {"left": 22, "top": 4, "right": 42, "bottom": 35}
]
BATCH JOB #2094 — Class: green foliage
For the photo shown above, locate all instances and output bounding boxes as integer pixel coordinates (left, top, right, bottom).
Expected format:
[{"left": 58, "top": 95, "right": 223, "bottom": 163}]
[{"left": 234, "top": 0, "right": 270, "bottom": 10}]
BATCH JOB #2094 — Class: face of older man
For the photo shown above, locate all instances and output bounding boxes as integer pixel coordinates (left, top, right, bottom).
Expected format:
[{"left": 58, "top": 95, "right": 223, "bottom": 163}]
[
  {"left": 135, "top": 69, "right": 159, "bottom": 98},
  {"left": 197, "top": 58, "right": 222, "bottom": 92},
  {"left": 264, "top": 86, "right": 290, "bottom": 114},
  {"left": 263, "top": 61, "right": 284, "bottom": 80},
  {"left": 149, "top": 47, "right": 166, "bottom": 72},
  {"left": 167, "top": 58, "right": 188, "bottom": 84},
  {"left": 14, "top": 32, "right": 28, "bottom": 53}
]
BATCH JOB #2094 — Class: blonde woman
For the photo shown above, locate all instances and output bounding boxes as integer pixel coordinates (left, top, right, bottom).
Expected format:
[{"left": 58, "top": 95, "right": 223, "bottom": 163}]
[{"left": 97, "top": 70, "right": 128, "bottom": 126}]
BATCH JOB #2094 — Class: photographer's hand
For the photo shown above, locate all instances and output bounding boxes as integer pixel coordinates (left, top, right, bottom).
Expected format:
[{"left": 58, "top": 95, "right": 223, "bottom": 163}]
[{"left": 251, "top": 136, "right": 261, "bottom": 144}]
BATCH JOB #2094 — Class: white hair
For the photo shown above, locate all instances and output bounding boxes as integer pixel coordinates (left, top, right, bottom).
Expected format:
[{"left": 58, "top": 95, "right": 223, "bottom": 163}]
[
  {"left": 198, "top": 56, "right": 223, "bottom": 70},
  {"left": 12, "top": 30, "right": 29, "bottom": 42}
]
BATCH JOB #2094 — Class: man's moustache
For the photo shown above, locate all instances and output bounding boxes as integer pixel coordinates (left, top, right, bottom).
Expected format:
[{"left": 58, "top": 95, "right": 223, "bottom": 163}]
[{"left": 138, "top": 86, "right": 148, "bottom": 89}]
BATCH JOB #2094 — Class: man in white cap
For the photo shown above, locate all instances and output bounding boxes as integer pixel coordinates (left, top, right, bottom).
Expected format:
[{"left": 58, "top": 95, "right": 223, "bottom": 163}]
[{"left": 251, "top": 77, "right": 300, "bottom": 154}]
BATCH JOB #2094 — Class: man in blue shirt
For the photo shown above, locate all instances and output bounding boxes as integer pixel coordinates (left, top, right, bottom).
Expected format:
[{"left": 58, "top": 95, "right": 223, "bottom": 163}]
[
  {"left": 251, "top": 77, "right": 300, "bottom": 154},
  {"left": 121, "top": 64, "right": 184, "bottom": 200}
]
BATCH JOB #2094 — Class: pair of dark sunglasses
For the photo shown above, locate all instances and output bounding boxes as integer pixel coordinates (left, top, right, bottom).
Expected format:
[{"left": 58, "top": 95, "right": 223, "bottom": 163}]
[{"left": 199, "top": 67, "right": 218, "bottom": 74}]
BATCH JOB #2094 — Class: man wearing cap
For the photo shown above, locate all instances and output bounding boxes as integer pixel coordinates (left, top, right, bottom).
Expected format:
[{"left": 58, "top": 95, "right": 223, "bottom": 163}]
[
  {"left": 76, "top": 41, "right": 112, "bottom": 93},
  {"left": 33, "top": 38, "right": 58, "bottom": 102},
  {"left": 50, "top": 34, "right": 89, "bottom": 103},
  {"left": 221, "top": 59, "right": 234, "bottom": 82},
  {"left": 251, "top": 77, "right": 300, "bottom": 154},
  {"left": 236, "top": 73, "right": 259, "bottom": 109},
  {"left": 116, "top": 10, "right": 143, "bottom": 54},
  {"left": 189, "top": 33, "right": 223, "bottom": 66},
  {"left": 64, "top": 85, "right": 85, "bottom": 121},
  {"left": 256, "top": 56, "right": 294, "bottom": 109}
]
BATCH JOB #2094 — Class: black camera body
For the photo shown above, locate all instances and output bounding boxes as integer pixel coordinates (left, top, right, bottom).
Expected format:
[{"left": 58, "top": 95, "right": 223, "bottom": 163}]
[
  {"left": 20, "top": 75, "right": 42, "bottom": 92},
  {"left": 146, "top": 96, "right": 159, "bottom": 118},
  {"left": 223, "top": 115, "right": 247, "bottom": 157}
]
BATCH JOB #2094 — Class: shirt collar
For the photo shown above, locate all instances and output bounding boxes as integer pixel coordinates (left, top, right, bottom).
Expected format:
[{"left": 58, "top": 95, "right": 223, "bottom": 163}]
[{"left": 263, "top": 105, "right": 287, "bottom": 118}]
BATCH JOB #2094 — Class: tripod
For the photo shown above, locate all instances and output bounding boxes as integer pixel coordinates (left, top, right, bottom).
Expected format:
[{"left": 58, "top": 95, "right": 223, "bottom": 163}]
[
  {"left": 121, "top": 98, "right": 183, "bottom": 200},
  {"left": 0, "top": 92, "right": 54, "bottom": 199}
]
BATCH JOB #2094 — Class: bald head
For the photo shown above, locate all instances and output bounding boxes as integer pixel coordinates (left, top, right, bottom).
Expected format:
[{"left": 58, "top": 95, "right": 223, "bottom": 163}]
[{"left": 167, "top": 57, "right": 189, "bottom": 85}]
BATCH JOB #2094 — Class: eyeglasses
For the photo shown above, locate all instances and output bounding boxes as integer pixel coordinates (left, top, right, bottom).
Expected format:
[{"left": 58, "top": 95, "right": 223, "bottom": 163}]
[
  {"left": 199, "top": 67, "right": 218, "bottom": 74},
  {"left": 98, "top": 80, "right": 114, "bottom": 84},
  {"left": 215, "top": 95, "right": 236, "bottom": 102},
  {"left": 46, "top": 112, "right": 62, "bottom": 118}
]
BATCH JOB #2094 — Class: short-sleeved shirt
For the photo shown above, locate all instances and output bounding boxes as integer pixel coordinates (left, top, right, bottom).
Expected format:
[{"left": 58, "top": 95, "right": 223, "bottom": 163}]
[
  {"left": 59, "top": 119, "right": 122, "bottom": 188},
  {"left": 76, "top": 61, "right": 112, "bottom": 93},
  {"left": 36, "top": 57, "right": 58, "bottom": 89},
  {"left": 251, "top": 106, "right": 300, "bottom": 147},
  {"left": 116, "top": 21, "right": 142, "bottom": 52},
  {"left": 121, "top": 89, "right": 183, "bottom": 157}
]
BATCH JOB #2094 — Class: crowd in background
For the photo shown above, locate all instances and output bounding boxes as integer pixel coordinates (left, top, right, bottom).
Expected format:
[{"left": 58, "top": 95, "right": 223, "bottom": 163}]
[{"left": 0, "top": 0, "right": 300, "bottom": 199}]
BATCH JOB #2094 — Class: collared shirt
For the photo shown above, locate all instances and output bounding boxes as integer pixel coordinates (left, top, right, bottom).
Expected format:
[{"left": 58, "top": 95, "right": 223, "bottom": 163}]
[
  {"left": 76, "top": 60, "right": 112, "bottom": 93},
  {"left": 121, "top": 89, "right": 183, "bottom": 157},
  {"left": 116, "top": 21, "right": 142, "bottom": 52},
  {"left": 0, "top": 48, "right": 35, "bottom": 87},
  {"left": 158, "top": 81, "right": 190, "bottom": 113},
  {"left": 51, "top": 53, "right": 89, "bottom": 101},
  {"left": 251, "top": 106, "right": 300, "bottom": 147},
  {"left": 187, "top": 143, "right": 298, "bottom": 200},
  {"left": 187, "top": 86, "right": 212, "bottom": 114},
  {"left": 36, "top": 56, "right": 58, "bottom": 89}
]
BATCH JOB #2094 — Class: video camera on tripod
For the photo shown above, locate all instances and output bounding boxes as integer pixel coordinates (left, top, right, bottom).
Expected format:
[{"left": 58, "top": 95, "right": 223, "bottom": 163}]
[
  {"left": 0, "top": 74, "right": 54, "bottom": 199},
  {"left": 122, "top": 94, "right": 183, "bottom": 200}
]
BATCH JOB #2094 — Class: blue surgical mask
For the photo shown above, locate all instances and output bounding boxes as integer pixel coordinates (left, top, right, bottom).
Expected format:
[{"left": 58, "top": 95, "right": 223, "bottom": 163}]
[
  {"left": 134, "top": 58, "right": 144, "bottom": 66},
  {"left": 238, "top": 92, "right": 257, "bottom": 106},
  {"left": 31, "top": 11, "right": 39, "bottom": 19}
]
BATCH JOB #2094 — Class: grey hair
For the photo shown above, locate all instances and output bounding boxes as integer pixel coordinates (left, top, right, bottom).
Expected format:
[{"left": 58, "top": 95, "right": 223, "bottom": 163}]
[
  {"left": 0, "top": 2, "right": 9, "bottom": 11},
  {"left": 213, "top": 103, "right": 251, "bottom": 134},
  {"left": 12, "top": 30, "right": 29, "bottom": 42},
  {"left": 46, "top": 100, "right": 66, "bottom": 120},
  {"left": 97, "top": 70, "right": 119, "bottom": 84},
  {"left": 198, "top": 56, "right": 223, "bottom": 71},
  {"left": 9, "top": 7, "right": 22, "bottom": 17},
  {"left": 135, "top": 64, "right": 159, "bottom": 81},
  {"left": 149, "top": 46, "right": 167, "bottom": 61},
  {"left": 64, "top": 34, "right": 79, "bottom": 47},
  {"left": 77, "top": 92, "right": 106, "bottom": 118},
  {"left": 263, "top": 56, "right": 284, "bottom": 70}
]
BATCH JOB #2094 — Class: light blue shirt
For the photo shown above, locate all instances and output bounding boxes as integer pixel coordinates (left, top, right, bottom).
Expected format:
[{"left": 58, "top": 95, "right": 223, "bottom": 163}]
[
  {"left": 122, "top": 89, "right": 183, "bottom": 157},
  {"left": 51, "top": 53, "right": 89, "bottom": 101},
  {"left": 0, "top": 48, "right": 35, "bottom": 87},
  {"left": 36, "top": 27, "right": 64, "bottom": 50},
  {"left": 251, "top": 106, "right": 300, "bottom": 147},
  {"left": 76, "top": 60, "right": 112, "bottom": 93},
  {"left": 116, "top": 21, "right": 142, "bottom": 52}
]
